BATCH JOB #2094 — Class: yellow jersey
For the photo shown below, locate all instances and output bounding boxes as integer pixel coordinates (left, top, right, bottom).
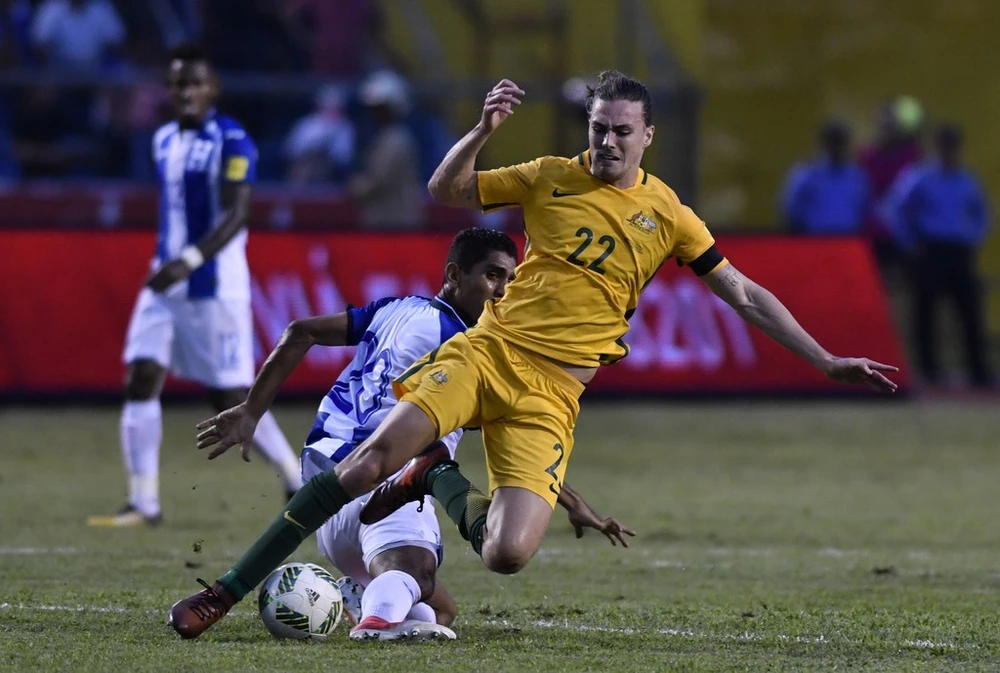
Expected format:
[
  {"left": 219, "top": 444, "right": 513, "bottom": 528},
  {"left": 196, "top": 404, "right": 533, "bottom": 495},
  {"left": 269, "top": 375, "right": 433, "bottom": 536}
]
[{"left": 476, "top": 150, "right": 726, "bottom": 367}]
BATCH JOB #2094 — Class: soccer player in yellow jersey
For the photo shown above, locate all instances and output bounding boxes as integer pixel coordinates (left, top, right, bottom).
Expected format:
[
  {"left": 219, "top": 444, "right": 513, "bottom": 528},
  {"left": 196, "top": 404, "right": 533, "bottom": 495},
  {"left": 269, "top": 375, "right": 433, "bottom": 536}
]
[{"left": 168, "top": 71, "right": 896, "bottom": 638}]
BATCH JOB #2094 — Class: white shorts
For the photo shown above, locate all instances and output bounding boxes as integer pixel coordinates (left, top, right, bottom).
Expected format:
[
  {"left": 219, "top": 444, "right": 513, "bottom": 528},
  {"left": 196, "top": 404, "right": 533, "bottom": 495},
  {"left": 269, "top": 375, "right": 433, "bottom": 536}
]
[
  {"left": 122, "top": 287, "right": 254, "bottom": 389},
  {"left": 315, "top": 497, "right": 444, "bottom": 588}
]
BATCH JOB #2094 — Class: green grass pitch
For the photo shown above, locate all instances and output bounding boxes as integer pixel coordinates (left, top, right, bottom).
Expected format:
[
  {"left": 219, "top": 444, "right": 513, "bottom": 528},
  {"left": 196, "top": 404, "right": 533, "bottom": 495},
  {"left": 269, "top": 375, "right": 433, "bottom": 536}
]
[{"left": 2, "top": 401, "right": 999, "bottom": 671}]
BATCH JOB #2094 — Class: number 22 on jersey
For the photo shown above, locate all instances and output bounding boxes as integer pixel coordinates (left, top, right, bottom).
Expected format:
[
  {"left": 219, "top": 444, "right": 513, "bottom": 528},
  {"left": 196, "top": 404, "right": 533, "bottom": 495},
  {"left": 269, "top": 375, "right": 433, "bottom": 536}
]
[{"left": 566, "top": 227, "right": 617, "bottom": 275}]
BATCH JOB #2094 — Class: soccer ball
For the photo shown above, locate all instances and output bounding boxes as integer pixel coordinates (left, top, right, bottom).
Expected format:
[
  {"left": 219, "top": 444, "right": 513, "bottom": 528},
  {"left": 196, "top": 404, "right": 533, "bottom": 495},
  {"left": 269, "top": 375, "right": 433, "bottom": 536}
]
[{"left": 258, "top": 562, "right": 344, "bottom": 640}]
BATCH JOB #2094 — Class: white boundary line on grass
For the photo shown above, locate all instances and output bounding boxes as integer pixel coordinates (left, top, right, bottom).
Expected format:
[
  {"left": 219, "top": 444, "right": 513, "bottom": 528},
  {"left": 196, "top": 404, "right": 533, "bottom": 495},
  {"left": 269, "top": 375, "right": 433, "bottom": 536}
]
[
  {"left": 0, "top": 602, "right": 257, "bottom": 619},
  {"left": 486, "top": 618, "right": 966, "bottom": 651},
  {"left": 0, "top": 547, "right": 80, "bottom": 555},
  {"left": 0, "top": 602, "right": 133, "bottom": 614},
  {"left": 0, "top": 602, "right": 968, "bottom": 651}
]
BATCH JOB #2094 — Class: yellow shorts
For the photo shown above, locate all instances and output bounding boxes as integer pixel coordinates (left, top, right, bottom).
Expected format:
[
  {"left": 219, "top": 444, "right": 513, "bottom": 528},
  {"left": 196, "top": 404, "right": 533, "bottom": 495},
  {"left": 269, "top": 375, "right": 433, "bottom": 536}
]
[{"left": 393, "top": 326, "right": 585, "bottom": 508}]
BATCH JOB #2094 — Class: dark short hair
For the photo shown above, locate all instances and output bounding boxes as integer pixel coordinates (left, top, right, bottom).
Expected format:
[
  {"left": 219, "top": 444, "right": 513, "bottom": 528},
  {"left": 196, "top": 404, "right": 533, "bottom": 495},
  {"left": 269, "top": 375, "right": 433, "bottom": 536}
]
[
  {"left": 819, "top": 120, "right": 851, "bottom": 146},
  {"left": 168, "top": 42, "right": 210, "bottom": 66},
  {"left": 446, "top": 228, "right": 517, "bottom": 273},
  {"left": 935, "top": 122, "right": 963, "bottom": 147},
  {"left": 586, "top": 70, "right": 652, "bottom": 126}
]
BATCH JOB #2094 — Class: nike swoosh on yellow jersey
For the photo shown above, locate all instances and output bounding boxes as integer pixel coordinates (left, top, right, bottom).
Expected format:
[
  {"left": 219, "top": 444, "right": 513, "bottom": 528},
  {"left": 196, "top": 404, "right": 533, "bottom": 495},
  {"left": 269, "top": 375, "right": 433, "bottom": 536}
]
[
  {"left": 283, "top": 511, "right": 306, "bottom": 529},
  {"left": 551, "top": 188, "right": 581, "bottom": 198}
]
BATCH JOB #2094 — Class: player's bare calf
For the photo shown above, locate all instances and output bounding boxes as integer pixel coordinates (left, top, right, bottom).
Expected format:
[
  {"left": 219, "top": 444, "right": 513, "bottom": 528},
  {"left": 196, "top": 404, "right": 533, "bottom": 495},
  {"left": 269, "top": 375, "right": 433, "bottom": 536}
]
[{"left": 477, "top": 486, "right": 554, "bottom": 574}]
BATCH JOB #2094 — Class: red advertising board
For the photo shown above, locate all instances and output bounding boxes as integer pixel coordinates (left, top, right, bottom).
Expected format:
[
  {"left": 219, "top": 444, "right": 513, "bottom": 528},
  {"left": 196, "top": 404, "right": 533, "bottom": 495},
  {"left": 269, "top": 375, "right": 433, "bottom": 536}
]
[{"left": 0, "top": 231, "right": 908, "bottom": 396}]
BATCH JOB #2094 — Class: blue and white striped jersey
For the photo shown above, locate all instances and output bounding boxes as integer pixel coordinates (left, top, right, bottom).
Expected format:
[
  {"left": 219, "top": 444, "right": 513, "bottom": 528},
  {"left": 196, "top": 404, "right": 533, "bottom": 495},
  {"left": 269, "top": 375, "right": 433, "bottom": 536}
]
[
  {"left": 152, "top": 110, "right": 258, "bottom": 300},
  {"left": 301, "top": 295, "right": 468, "bottom": 480}
]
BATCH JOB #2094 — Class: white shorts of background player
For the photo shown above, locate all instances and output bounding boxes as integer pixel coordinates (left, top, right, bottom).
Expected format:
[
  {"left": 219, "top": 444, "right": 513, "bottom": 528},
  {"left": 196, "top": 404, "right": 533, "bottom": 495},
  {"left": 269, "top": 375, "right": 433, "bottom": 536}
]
[{"left": 122, "top": 287, "right": 254, "bottom": 389}]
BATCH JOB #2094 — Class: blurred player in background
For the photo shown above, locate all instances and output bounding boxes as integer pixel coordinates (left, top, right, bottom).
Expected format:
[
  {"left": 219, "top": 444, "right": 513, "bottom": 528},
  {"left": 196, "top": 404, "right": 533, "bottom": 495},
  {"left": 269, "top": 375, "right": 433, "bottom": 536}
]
[
  {"left": 88, "top": 43, "right": 301, "bottom": 528},
  {"left": 166, "top": 70, "right": 895, "bottom": 640},
  {"left": 883, "top": 123, "right": 994, "bottom": 389},
  {"left": 173, "top": 229, "right": 633, "bottom": 640}
]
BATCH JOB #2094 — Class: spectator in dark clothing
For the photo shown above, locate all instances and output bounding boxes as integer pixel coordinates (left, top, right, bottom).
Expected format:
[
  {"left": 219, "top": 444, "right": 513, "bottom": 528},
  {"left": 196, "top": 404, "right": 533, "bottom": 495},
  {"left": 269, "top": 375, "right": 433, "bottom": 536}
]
[
  {"left": 282, "top": 0, "right": 382, "bottom": 77},
  {"left": 884, "top": 123, "right": 994, "bottom": 388},
  {"left": 200, "top": 0, "right": 305, "bottom": 72},
  {"left": 781, "top": 120, "right": 870, "bottom": 235},
  {"left": 0, "top": 0, "right": 35, "bottom": 65},
  {"left": 11, "top": 85, "right": 95, "bottom": 177}
]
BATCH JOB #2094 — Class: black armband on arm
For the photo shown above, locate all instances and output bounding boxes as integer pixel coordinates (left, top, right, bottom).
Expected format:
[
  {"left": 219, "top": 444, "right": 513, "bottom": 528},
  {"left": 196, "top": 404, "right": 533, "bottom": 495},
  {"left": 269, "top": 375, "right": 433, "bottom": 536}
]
[{"left": 679, "top": 245, "right": 725, "bottom": 276}]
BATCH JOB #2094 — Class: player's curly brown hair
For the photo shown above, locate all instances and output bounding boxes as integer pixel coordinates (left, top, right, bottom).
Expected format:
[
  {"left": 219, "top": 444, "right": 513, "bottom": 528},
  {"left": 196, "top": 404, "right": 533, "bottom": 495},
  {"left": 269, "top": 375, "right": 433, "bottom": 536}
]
[{"left": 586, "top": 70, "right": 652, "bottom": 126}]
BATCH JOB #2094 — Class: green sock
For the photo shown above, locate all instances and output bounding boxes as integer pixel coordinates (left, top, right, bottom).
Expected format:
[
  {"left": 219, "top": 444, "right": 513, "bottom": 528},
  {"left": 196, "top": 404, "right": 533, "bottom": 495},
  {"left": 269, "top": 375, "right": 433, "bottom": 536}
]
[
  {"left": 218, "top": 469, "right": 352, "bottom": 601},
  {"left": 427, "top": 464, "right": 491, "bottom": 556}
]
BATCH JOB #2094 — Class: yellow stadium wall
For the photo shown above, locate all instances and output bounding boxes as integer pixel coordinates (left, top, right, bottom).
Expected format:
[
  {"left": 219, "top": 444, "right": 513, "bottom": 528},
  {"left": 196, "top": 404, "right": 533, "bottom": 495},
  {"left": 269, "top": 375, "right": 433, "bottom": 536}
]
[
  {"left": 380, "top": 0, "right": 703, "bottom": 169},
  {"left": 380, "top": 0, "right": 998, "bottom": 334},
  {"left": 700, "top": 0, "right": 1000, "bottom": 333}
]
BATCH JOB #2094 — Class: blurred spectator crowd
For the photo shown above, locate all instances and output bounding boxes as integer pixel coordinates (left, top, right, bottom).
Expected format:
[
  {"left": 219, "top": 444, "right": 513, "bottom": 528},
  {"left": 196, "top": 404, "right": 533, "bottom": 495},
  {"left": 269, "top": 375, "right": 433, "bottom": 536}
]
[
  {"left": 0, "top": 0, "right": 453, "bottom": 207},
  {"left": 1, "top": 3, "right": 992, "bottom": 386},
  {"left": 780, "top": 98, "right": 994, "bottom": 389}
]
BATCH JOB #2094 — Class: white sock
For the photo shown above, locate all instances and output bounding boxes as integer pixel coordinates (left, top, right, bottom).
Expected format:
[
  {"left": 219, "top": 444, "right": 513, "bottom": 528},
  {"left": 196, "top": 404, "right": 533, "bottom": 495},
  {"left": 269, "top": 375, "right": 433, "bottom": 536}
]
[
  {"left": 120, "top": 399, "right": 162, "bottom": 516},
  {"left": 252, "top": 410, "right": 303, "bottom": 491},
  {"left": 361, "top": 570, "right": 421, "bottom": 623},
  {"left": 406, "top": 601, "right": 437, "bottom": 624}
]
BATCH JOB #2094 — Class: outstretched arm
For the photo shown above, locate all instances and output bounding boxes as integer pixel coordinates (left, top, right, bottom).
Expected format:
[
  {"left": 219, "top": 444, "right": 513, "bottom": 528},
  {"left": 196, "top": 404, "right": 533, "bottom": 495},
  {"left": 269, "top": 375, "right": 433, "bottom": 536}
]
[
  {"left": 244, "top": 314, "right": 350, "bottom": 416},
  {"left": 195, "top": 313, "right": 350, "bottom": 460},
  {"left": 427, "top": 79, "right": 524, "bottom": 209},
  {"left": 558, "top": 482, "right": 635, "bottom": 547},
  {"left": 702, "top": 263, "right": 899, "bottom": 392}
]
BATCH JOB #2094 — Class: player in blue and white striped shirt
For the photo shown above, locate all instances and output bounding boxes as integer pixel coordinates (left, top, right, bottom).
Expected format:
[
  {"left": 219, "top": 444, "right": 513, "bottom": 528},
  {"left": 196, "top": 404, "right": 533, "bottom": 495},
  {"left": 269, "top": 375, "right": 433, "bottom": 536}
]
[
  {"left": 88, "top": 44, "right": 301, "bottom": 528},
  {"left": 184, "top": 229, "right": 633, "bottom": 641}
]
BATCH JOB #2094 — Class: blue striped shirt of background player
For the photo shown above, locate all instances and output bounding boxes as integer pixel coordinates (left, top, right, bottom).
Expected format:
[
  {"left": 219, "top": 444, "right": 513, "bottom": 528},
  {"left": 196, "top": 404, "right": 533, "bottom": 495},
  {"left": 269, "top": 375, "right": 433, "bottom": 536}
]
[
  {"left": 152, "top": 109, "right": 257, "bottom": 300},
  {"left": 781, "top": 159, "right": 872, "bottom": 236},
  {"left": 300, "top": 295, "right": 468, "bottom": 481},
  {"left": 882, "top": 163, "right": 990, "bottom": 252}
]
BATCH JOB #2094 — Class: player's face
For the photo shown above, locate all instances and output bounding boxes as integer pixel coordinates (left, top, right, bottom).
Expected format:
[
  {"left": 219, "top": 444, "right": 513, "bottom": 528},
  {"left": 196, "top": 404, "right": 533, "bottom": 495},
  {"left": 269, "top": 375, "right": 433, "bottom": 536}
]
[
  {"left": 452, "top": 250, "right": 517, "bottom": 323},
  {"left": 588, "top": 98, "right": 654, "bottom": 187},
  {"left": 168, "top": 60, "right": 217, "bottom": 125}
]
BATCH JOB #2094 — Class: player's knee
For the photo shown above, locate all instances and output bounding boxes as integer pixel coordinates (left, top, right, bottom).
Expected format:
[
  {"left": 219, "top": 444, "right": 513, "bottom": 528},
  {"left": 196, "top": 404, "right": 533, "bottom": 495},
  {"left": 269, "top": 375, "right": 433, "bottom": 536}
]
[
  {"left": 335, "top": 440, "right": 394, "bottom": 493},
  {"left": 125, "top": 360, "right": 164, "bottom": 400},
  {"left": 481, "top": 545, "right": 531, "bottom": 575}
]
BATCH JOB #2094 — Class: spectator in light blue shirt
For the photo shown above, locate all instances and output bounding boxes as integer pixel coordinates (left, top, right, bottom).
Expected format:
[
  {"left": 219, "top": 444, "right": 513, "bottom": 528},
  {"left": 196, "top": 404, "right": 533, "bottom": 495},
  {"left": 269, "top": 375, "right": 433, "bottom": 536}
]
[
  {"left": 31, "top": 0, "right": 125, "bottom": 71},
  {"left": 883, "top": 123, "right": 993, "bottom": 388},
  {"left": 885, "top": 126, "right": 989, "bottom": 252},
  {"left": 781, "top": 121, "right": 871, "bottom": 235}
]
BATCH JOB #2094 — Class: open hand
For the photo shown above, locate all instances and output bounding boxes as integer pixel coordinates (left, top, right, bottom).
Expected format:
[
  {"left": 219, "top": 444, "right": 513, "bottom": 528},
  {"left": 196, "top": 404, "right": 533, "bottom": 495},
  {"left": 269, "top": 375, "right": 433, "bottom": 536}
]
[
  {"left": 480, "top": 79, "right": 524, "bottom": 133},
  {"left": 824, "top": 357, "right": 899, "bottom": 393},
  {"left": 568, "top": 506, "right": 636, "bottom": 548},
  {"left": 196, "top": 402, "right": 260, "bottom": 461}
]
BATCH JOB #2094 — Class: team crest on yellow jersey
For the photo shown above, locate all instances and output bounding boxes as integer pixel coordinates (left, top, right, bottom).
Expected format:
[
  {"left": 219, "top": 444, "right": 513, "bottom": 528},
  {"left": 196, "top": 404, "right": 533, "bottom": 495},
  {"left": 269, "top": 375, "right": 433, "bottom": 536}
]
[
  {"left": 429, "top": 370, "right": 449, "bottom": 386},
  {"left": 626, "top": 211, "right": 657, "bottom": 235}
]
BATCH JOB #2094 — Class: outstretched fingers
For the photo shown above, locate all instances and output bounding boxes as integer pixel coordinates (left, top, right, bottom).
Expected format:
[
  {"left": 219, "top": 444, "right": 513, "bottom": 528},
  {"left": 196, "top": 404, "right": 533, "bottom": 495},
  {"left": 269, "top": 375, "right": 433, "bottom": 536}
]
[
  {"left": 207, "top": 438, "right": 236, "bottom": 460},
  {"left": 866, "top": 359, "right": 899, "bottom": 373},
  {"left": 196, "top": 424, "right": 221, "bottom": 450},
  {"left": 604, "top": 519, "right": 637, "bottom": 548}
]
